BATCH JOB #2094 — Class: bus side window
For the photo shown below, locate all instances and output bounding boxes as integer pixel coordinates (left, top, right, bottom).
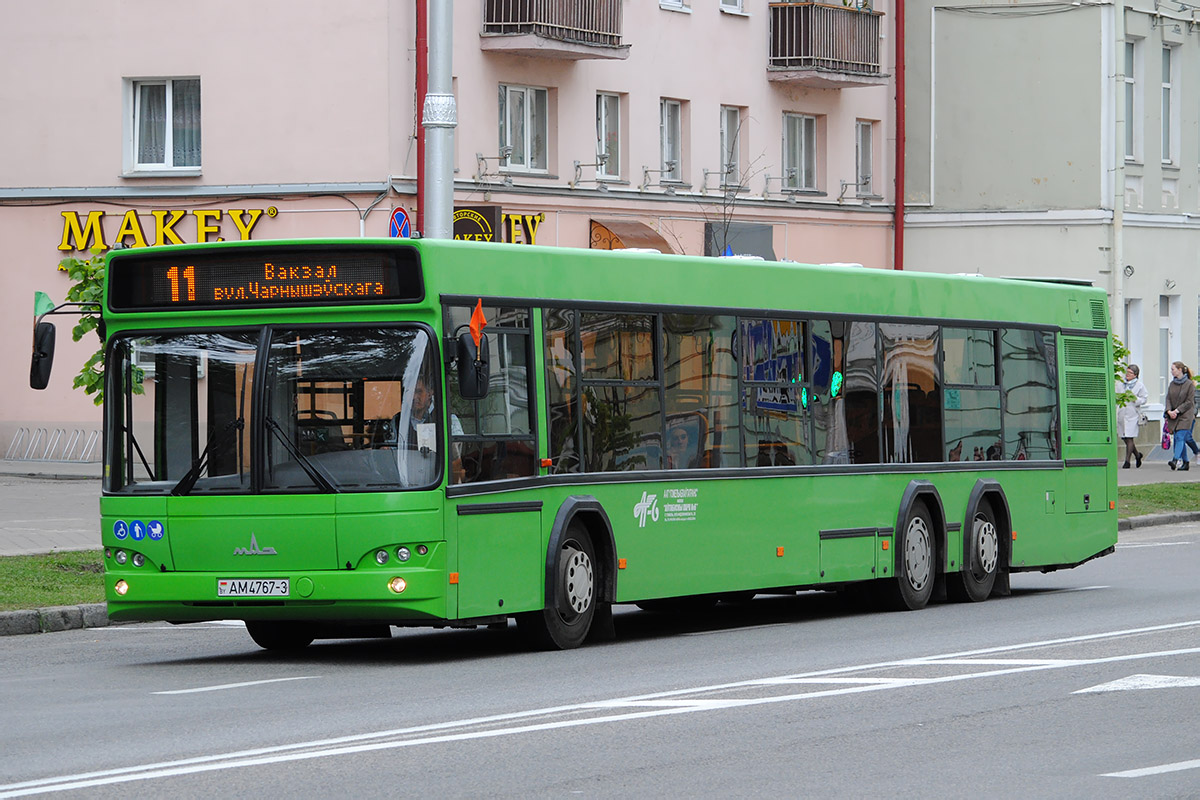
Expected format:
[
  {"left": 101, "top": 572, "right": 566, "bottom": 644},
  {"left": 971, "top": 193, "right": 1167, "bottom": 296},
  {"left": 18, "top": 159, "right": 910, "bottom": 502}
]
[{"left": 445, "top": 305, "right": 538, "bottom": 483}]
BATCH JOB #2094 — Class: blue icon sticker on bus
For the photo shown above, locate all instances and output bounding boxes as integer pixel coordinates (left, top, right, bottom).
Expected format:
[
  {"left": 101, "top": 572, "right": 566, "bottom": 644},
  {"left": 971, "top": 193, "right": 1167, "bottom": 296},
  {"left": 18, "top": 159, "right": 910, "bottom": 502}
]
[
  {"left": 113, "top": 520, "right": 129, "bottom": 540},
  {"left": 148, "top": 521, "right": 165, "bottom": 541},
  {"left": 131, "top": 520, "right": 147, "bottom": 541}
]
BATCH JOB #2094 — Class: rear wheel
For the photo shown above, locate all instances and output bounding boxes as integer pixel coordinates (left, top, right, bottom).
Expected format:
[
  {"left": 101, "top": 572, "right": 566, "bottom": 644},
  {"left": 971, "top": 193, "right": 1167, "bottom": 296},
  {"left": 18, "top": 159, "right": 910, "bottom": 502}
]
[
  {"left": 245, "top": 621, "right": 315, "bottom": 651},
  {"left": 519, "top": 525, "right": 596, "bottom": 650},
  {"left": 884, "top": 503, "right": 936, "bottom": 611},
  {"left": 948, "top": 502, "right": 1000, "bottom": 602}
]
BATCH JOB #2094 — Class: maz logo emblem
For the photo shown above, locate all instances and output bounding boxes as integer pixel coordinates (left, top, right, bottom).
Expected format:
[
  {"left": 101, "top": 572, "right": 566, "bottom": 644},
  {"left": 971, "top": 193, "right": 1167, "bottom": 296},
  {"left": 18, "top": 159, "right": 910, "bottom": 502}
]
[{"left": 233, "top": 534, "right": 277, "bottom": 556}]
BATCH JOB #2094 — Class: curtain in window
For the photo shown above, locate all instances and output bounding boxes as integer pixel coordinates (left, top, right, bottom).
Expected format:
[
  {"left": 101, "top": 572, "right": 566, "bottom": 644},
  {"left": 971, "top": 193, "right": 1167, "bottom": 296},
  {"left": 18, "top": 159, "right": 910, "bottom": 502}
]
[
  {"left": 172, "top": 79, "right": 201, "bottom": 167},
  {"left": 137, "top": 84, "right": 166, "bottom": 165}
]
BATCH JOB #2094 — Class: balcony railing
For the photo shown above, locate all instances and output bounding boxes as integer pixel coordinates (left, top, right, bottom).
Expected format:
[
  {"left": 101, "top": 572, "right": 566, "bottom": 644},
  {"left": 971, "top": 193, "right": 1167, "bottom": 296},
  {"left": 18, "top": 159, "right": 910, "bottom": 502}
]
[
  {"left": 482, "top": 0, "right": 629, "bottom": 60},
  {"left": 768, "top": 2, "right": 886, "bottom": 88}
]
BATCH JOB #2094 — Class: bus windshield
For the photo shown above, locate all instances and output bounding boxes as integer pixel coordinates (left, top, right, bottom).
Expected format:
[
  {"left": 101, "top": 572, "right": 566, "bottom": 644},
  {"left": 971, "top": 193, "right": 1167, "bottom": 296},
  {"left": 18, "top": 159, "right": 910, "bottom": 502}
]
[{"left": 106, "top": 326, "right": 442, "bottom": 494}]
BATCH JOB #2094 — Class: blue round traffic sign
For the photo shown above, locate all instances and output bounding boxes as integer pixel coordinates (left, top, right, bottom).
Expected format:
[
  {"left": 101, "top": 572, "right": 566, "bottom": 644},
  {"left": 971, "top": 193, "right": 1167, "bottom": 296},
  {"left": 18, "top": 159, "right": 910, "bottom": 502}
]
[{"left": 390, "top": 207, "right": 412, "bottom": 238}]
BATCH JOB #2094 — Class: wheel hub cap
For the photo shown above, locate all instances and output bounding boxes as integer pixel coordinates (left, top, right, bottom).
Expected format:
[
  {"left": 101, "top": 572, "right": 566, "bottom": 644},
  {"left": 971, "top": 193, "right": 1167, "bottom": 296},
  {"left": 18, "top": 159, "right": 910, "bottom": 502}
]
[
  {"left": 905, "top": 517, "right": 931, "bottom": 591},
  {"left": 974, "top": 516, "right": 998, "bottom": 576},
  {"left": 561, "top": 546, "right": 594, "bottom": 617}
]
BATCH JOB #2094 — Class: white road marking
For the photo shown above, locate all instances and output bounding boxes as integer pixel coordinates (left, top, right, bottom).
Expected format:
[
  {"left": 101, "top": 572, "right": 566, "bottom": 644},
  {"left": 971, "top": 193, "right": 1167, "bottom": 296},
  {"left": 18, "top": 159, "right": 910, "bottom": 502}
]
[
  {"left": 1074, "top": 673, "right": 1200, "bottom": 694},
  {"left": 4, "top": 618, "right": 1200, "bottom": 798},
  {"left": 1103, "top": 758, "right": 1200, "bottom": 778},
  {"left": 1117, "top": 542, "right": 1192, "bottom": 549},
  {"left": 152, "top": 676, "right": 319, "bottom": 695}
]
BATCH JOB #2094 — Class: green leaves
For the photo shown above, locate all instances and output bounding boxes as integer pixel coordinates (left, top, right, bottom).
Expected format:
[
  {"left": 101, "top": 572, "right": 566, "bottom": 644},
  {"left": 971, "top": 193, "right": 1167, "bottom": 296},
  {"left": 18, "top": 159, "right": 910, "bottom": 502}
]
[{"left": 57, "top": 247, "right": 107, "bottom": 403}]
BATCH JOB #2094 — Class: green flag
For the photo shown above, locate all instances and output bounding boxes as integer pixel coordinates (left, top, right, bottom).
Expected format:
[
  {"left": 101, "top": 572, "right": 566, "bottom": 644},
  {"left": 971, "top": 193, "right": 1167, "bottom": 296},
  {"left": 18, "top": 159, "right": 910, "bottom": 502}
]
[{"left": 33, "top": 291, "right": 55, "bottom": 318}]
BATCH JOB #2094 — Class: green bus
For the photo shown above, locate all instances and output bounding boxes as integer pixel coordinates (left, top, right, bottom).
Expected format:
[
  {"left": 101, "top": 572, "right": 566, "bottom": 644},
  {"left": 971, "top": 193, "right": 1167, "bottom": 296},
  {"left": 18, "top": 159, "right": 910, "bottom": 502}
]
[{"left": 32, "top": 238, "right": 1118, "bottom": 650}]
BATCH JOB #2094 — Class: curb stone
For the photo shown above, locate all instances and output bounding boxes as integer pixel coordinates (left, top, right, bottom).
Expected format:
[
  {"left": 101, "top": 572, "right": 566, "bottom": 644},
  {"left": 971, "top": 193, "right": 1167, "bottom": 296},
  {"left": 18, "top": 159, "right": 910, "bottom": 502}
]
[
  {"left": 0, "top": 603, "right": 111, "bottom": 636},
  {"left": 2, "top": 511, "right": 1197, "bottom": 636}
]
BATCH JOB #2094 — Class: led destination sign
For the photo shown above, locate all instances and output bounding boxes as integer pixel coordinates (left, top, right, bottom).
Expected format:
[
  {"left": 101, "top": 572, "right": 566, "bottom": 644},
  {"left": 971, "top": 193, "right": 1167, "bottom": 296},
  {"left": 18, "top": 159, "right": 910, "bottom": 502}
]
[{"left": 108, "top": 247, "right": 423, "bottom": 311}]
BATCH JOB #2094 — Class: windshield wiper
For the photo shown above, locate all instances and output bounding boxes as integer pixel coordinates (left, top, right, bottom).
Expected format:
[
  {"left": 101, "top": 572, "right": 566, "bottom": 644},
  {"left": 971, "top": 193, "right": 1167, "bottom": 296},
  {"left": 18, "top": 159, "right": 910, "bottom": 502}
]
[
  {"left": 171, "top": 418, "right": 244, "bottom": 496},
  {"left": 264, "top": 416, "right": 337, "bottom": 493}
]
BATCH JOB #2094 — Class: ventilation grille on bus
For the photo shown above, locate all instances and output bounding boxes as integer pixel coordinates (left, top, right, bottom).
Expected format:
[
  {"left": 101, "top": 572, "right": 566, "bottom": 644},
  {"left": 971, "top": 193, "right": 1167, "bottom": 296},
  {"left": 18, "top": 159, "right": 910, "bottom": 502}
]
[
  {"left": 1064, "top": 337, "right": 1105, "bottom": 368},
  {"left": 1065, "top": 371, "right": 1107, "bottom": 400},
  {"left": 1090, "top": 300, "right": 1108, "bottom": 331},
  {"left": 1062, "top": 335, "right": 1112, "bottom": 437}
]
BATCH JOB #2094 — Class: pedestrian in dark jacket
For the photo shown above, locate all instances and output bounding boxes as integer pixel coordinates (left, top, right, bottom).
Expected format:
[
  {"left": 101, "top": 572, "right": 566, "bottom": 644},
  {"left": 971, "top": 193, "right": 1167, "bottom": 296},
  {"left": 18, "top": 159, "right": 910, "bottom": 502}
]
[{"left": 1165, "top": 361, "right": 1195, "bottom": 470}]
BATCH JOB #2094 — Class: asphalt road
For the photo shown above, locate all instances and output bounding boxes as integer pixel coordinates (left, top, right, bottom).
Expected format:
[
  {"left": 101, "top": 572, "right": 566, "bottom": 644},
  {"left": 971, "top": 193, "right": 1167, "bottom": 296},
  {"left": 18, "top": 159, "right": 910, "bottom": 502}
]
[{"left": 2, "top": 520, "right": 1198, "bottom": 798}]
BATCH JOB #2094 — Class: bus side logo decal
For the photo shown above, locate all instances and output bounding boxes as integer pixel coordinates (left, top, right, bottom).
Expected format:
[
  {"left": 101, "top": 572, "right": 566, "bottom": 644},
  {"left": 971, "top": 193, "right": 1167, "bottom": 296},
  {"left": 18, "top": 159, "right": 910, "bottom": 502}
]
[
  {"left": 233, "top": 534, "right": 278, "bottom": 556},
  {"left": 634, "top": 492, "right": 659, "bottom": 528}
]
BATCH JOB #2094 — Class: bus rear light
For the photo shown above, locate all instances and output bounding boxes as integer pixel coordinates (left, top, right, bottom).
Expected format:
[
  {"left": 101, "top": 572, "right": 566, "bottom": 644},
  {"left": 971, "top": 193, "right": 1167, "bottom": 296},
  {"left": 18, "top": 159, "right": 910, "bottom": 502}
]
[
  {"left": 416, "top": 545, "right": 428, "bottom": 556},
  {"left": 388, "top": 577, "right": 408, "bottom": 594},
  {"left": 375, "top": 549, "right": 389, "bottom": 565},
  {"left": 114, "top": 580, "right": 129, "bottom": 596},
  {"left": 115, "top": 550, "right": 128, "bottom": 565}
]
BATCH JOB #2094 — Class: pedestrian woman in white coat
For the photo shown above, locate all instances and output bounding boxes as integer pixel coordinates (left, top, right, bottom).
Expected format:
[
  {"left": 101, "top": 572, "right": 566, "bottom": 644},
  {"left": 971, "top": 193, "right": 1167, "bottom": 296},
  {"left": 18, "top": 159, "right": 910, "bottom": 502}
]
[{"left": 1118, "top": 364, "right": 1149, "bottom": 468}]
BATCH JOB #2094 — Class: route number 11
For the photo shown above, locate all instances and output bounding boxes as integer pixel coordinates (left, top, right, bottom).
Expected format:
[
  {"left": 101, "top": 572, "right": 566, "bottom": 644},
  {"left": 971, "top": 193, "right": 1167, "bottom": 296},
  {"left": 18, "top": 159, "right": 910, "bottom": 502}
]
[{"left": 166, "top": 266, "right": 196, "bottom": 303}]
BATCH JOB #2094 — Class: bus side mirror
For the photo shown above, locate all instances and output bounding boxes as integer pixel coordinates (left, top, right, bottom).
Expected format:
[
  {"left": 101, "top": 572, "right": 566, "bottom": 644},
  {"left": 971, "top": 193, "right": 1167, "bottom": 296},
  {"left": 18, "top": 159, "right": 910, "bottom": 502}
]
[
  {"left": 30, "top": 321, "right": 56, "bottom": 390},
  {"left": 456, "top": 331, "right": 490, "bottom": 400}
]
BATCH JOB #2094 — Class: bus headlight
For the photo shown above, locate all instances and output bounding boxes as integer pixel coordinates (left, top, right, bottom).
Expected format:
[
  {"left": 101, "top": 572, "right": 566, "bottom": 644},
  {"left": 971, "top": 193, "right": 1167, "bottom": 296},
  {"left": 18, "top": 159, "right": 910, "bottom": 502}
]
[
  {"left": 388, "top": 577, "right": 408, "bottom": 594},
  {"left": 131, "top": 553, "right": 145, "bottom": 568},
  {"left": 375, "top": 549, "right": 389, "bottom": 565},
  {"left": 115, "top": 550, "right": 128, "bottom": 565},
  {"left": 396, "top": 546, "right": 411, "bottom": 562}
]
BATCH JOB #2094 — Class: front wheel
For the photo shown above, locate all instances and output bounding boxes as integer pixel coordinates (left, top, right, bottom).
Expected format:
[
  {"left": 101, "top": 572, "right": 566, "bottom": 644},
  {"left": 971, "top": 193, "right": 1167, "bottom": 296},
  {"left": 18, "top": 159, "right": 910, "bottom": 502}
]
[
  {"left": 948, "top": 503, "right": 1000, "bottom": 602},
  {"left": 245, "top": 621, "right": 315, "bottom": 651},
  {"left": 518, "top": 525, "right": 597, "bottom": 650},
  {"left": 883, "top": 503, "right": 936, "bottom": 611}
]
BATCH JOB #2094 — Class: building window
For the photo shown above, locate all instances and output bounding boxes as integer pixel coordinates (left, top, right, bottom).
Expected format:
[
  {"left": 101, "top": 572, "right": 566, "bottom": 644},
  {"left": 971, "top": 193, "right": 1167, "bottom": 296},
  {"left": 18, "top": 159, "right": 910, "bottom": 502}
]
[
  {"left": 499, "top": 84, "right": 548, "bottom": 171},
  {"left": 129, "top": 78, "right": 201, "bottom": 171},
  {"left": 855, "top": 119, "right": 874, "bottom": 196},
  {"left": 661, "top": 98, "right": 683, "bottom": 182},
  {"left": 783, "top": 112, "right": 817, "bottom": 190},
  {"left": 720, "top": 0, "right": 744, "bottom": 11},
  {"left": 1125, "top": 40, "right": 1140, "bottom": 162},
  {"left": 660, "top": 0, "right": 690, "bottom": 10},
  {"left": 1162, "top": 46, "right": 1177, "bottom": 165},
  {"left": 596, "top": 92, "right": 621, "bottom": 179},
  {"left": 720, "top": 105, "right": 742, "bottom": 185}
]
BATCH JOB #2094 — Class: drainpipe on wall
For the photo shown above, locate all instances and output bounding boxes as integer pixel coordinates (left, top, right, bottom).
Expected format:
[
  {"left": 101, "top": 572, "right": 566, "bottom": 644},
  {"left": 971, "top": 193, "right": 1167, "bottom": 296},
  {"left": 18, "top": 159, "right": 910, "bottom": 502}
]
[
  {"left": 1112, "top": 0, "right": 1126, "bottom": 341},
  {"left": 423, "top": 0, "right": 455, "bottom": 240},
  {"left": 894, "top": 0, "right": 906, "bottom": 271},
  {"left": 415, "top": 0, "right": 428, "bottom": 235}
]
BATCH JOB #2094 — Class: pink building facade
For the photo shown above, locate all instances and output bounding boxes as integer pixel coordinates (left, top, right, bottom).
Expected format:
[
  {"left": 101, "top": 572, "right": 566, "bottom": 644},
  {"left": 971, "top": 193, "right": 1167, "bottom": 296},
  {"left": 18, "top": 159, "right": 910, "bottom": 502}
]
[{"left": 0, "top": 0, "right": 895, "bottom": 457}]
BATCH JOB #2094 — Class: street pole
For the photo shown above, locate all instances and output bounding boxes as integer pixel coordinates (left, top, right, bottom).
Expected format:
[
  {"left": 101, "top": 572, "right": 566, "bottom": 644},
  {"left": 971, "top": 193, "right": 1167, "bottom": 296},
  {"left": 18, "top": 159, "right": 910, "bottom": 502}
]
[{"left": 423, "top": 0, "right": 455, "bottom": 240}]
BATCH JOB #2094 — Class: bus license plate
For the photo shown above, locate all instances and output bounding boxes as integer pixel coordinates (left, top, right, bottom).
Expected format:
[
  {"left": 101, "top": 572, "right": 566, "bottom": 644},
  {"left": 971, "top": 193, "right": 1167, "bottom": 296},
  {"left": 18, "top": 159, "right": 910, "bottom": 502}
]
[{"left": 217, "top": 578, "right": 289, "bottom": 597}]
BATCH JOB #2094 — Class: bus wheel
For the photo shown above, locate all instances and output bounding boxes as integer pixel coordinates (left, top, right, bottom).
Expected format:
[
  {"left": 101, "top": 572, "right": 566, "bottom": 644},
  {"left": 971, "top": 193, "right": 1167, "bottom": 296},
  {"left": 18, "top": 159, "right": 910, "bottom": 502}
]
[
  {"left": 948, "top": 503, "right": 1000, "bottom": 603},
  {"left": 885, "top": 503, "right": 935, "bottom": 611},
  {"left": 519, "top": 525, "right": 596, "bottom": 650},
  {"left": 245, "top": 621, "right": 315, "bottom": 651}
]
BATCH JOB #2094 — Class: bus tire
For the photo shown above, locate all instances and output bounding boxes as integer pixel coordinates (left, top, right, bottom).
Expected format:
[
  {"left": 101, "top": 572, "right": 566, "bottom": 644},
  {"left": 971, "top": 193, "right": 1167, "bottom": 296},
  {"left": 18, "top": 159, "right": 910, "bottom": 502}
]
[
  {"left": 519, "top": 524, "right": 596, "bottom": 650},
  {"left": 884, "top": 502, "right": 936, "bottom": 611},
  {"left": 245, "top": 621, "right": 315, "bottom": 651},
  {"left": 948, "top": 502, "right": 1000, "bottom": 603}
]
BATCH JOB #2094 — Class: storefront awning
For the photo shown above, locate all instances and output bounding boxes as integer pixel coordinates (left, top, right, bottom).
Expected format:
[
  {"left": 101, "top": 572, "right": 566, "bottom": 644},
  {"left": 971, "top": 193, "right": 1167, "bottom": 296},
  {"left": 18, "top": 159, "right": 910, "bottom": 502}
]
[{"left": 590, "top": 219, "right": 675, "bottom": 253}]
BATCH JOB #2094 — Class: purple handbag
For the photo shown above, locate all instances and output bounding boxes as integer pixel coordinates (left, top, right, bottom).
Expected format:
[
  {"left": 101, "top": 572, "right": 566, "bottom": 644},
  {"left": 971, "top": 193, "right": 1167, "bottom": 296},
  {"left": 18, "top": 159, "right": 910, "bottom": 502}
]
[{"left": 1163, "top": 421, "right": 1172, "bottom": 450}]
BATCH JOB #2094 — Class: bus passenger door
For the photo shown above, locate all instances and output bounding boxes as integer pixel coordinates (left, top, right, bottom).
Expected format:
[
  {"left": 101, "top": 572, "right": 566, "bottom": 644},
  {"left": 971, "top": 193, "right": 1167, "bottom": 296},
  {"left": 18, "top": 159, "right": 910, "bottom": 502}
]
[{"left": 454, "top": 504, "right": 542, "bottom": 618}]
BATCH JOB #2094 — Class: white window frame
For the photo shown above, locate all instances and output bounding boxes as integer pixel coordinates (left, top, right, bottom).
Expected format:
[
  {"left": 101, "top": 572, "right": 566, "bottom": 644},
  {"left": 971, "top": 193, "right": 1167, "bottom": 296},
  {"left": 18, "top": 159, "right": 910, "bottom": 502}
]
[
  {"left": 1162, "top": 45, "right": 1179, "bottom": 166},
  {"left": 660, "top": 0, "right": 690, "bottom": 10},
  {"left": 720, "top": 105, "right": 742, "bottom": 186},
  {"left": 720, "top": 0, "right": 745, "bottom": 11},
  {"left": 855, "top": 119, "right": 875, "bottom": 196},
  {"left": 783, "top": 112, "right": 818, "bottom": 191},
  {"left": 596, "top": 92, "right": 621, "bottom": 179},
  {"left": 661, "top": 99, "right": 683, "bottom": 182},
  {"left": 124, "top": 77, "right": 202, "bottom": 176},
  {"left": 499, "top": 83, "right": 549, "bottom": 172},
  {"left": 1125, "top": 39, "right": 1142, "bottom": 163}
]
